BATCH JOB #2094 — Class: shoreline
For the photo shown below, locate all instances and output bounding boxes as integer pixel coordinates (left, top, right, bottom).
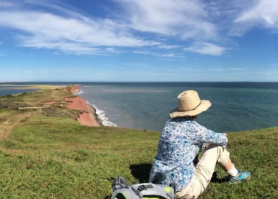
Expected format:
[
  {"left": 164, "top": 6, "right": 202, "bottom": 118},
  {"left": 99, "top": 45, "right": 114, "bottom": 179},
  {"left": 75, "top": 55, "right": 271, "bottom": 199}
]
[
  {"left": 86, "top": 101, "right": 117, "bottom": 127},
  {"left": 86, "top": 103, "right": 103, "bottom": 127},
  {"left": 69, "top": 85, "right": 102, "bottom": 127},
  {"left": 73, "top": 85, "right": 117, "bottom": 127}
]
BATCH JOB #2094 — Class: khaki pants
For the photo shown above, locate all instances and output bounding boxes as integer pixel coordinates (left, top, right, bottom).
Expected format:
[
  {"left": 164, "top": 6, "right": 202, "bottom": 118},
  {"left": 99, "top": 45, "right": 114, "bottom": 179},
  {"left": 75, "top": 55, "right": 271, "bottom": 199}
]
[{"left": 176, "top": 146, "right": 230, "bottom": 199}]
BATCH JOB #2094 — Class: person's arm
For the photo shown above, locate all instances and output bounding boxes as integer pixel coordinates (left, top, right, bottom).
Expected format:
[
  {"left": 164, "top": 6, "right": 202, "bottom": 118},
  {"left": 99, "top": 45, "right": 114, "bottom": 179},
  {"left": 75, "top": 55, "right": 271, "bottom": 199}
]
[{"left": 192, "top": 122, "right": 228, "bottom": 150}]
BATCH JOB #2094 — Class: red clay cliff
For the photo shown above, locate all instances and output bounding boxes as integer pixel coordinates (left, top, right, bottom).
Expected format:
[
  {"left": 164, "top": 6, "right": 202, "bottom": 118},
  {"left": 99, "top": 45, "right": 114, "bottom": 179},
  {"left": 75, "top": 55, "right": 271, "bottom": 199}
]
[{"left": 65, "top": 85, "right": 100, "bottom": 127}]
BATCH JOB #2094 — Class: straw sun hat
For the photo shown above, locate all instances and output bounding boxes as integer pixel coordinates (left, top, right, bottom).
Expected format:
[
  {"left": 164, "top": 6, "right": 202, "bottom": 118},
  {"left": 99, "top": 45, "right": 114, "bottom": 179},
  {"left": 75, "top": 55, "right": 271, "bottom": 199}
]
[{"left": 170, "top": 90, "right": 211, "bottom": 118}]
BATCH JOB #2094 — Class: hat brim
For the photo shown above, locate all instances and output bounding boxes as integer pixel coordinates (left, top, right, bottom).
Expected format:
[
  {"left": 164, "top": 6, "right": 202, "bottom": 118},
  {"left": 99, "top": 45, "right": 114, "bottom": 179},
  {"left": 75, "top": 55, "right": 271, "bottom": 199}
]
[{"left": 170, "top": 100, "right": 211, "bottom": 118}]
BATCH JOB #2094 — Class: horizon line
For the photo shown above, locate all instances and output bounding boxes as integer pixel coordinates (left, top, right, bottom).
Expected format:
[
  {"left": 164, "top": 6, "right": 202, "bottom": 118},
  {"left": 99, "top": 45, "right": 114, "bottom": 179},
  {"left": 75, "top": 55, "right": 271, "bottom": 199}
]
[{"left": 1, "top": 81, "right": 278, "bottom": 83}]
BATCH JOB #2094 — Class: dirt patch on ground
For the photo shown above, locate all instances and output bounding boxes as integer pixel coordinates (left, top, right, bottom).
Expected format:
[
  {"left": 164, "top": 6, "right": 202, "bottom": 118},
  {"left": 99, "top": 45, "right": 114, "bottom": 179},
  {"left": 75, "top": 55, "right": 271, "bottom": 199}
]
[{"left": 0, "top": 112, "right": 31, "bottom": 140}]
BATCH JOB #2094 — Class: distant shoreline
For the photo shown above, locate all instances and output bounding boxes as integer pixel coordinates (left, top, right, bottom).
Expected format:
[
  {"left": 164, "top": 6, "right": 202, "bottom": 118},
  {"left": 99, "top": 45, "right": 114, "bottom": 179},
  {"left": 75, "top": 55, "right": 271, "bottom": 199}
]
[{"left": 0, "top": 84, "right": 102, "bottom": 127}]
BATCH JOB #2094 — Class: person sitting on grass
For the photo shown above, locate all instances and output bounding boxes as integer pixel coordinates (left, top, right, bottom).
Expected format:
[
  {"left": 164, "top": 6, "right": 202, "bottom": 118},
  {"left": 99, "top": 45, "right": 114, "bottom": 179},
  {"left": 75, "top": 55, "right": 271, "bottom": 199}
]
[{"left": 149, "top": 90, "right": 251, "bottom": 199}]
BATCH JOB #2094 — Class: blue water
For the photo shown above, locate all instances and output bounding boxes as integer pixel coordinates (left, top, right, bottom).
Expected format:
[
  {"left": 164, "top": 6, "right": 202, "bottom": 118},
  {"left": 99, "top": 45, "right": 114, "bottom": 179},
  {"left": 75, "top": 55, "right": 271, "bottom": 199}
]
[
  {"left": 77, "top": 82, "right": 278, "bottom": 132},
  {"left": 1, "top": 82, "right": 278, "bottom": 132},
  {"left": 0, "top": 86, "right": 36, "bottom": 96}
]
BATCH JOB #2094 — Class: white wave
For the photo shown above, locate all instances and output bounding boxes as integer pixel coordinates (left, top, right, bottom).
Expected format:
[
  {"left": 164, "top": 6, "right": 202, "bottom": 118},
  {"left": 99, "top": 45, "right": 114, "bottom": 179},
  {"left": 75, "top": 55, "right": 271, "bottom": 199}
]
[
  {"left": 103, "top": 89, "right": 122, "bottom": 92},
  {"left": 74, "top": 90, "right": 84, "bottom": 95},
  {"left": 86, "top": 101, "right": 117, "bottom": 127}
]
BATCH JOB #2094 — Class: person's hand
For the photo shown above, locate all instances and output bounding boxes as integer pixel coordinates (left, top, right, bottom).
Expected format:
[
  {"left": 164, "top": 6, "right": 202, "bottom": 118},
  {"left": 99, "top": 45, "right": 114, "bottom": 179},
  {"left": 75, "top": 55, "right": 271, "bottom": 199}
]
[{"left": 205, "top": 143, "right": 210, "bottom": 149}]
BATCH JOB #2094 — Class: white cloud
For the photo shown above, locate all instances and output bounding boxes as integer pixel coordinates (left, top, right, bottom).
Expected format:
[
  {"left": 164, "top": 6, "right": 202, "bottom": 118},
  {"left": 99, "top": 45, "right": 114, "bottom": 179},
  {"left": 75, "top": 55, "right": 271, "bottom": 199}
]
[
  {"left": 0, "top": 0, "right": 233, "bottom": 57},
  {"left": 132, "top": 50, "right": 156, "bottom": 56},
  {"left": 161, "top": 53, "right": 175, "bottom": 58},
  {"left": 0, "top": 6, "right": 160, "bottom": 55},
  {"left": 19, "top": 37, "right": 103, "bottom": 55},
  {"left": 230, "top": 0, "right": 278, "bottom": 36},
  {"left": 184, "top": 43, "right": 226, "bottom": 56},
  {"left": 157, "top": 45, "right": 180, "bottom": 49},
  {"left": 116, "top": 0, "right": 217, "bottom": 40},
  {"left": 132, "top": 50, "right": 181, "bottom": 58}
]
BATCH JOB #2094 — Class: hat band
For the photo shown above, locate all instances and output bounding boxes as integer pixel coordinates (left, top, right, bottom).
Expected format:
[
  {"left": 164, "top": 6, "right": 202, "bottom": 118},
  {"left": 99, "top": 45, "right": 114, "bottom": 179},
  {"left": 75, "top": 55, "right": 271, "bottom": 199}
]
[{"left": 183, "top": 101, "right": 201, "bottom": 111}]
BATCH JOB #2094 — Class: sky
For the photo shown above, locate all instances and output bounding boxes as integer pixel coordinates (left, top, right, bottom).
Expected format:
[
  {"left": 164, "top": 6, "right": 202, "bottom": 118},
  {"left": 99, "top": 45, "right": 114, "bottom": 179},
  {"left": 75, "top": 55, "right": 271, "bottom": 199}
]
[{"left": 0, "top": 0, "right": 278, "bottom": 82}]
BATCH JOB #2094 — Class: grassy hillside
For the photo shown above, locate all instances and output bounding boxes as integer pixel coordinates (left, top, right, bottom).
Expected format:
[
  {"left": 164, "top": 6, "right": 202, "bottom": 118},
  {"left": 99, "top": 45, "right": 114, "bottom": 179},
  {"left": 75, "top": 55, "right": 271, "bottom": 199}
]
[{"left": 0, "top": 88, "right": 277, "bottom": 198}]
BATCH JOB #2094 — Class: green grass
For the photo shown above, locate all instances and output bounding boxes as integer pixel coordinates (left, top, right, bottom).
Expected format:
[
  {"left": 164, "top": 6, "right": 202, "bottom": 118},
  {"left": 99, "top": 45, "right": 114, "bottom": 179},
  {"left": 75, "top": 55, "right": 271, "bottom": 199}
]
[
  {"left": 0, "top": 88, "right": 277, "bottom": 198},
  {"left": 0, "top": 116, "right": 277, "bottom": 198},
  {"left": 0, "top": 88, "right": 74, "bottom": 107}
]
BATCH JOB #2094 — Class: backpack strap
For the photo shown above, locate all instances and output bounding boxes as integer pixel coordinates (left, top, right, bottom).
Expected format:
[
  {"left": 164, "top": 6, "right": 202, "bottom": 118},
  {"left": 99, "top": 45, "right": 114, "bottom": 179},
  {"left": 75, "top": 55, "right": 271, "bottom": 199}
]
[
  {"left": 112, "top": 176, "right": 128, "bottom": 192},
  {"left": 131, "top": 184, "right": 153, "bottom": 196},
  {"left": 131, "top": 183, "right": 175, "bottom": 199}
]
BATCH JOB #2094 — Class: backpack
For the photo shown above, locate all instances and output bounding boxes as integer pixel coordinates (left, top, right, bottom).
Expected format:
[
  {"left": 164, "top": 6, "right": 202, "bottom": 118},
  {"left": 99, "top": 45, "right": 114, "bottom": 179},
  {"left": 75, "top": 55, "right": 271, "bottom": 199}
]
[{"left": 111, "top": 176, "right": 176, "bottom": 199}]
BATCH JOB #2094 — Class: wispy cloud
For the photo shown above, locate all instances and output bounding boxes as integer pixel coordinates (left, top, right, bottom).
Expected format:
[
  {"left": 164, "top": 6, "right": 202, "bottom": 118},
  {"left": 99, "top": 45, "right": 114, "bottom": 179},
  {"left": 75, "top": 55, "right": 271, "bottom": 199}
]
[
  {"left": 184, "top": 43, "right": 226, "bottom": 56},
  {"left": 0, "top": 3, "right": 160, "bottom": 55},
  {"left": 157, "top": 45, "right": 180, "bottom": 49},
  {"left": 1, "top": 0, "right": 275, "bottom": 58},
  {"left": 230, "top": 0, "right": 278, "bottom": 36},
  {"left": 116, "top": 0, "right": 217, "bottom": 40},
  {"left": 132, "top": 50, "right": 177, "bottom": 58}
]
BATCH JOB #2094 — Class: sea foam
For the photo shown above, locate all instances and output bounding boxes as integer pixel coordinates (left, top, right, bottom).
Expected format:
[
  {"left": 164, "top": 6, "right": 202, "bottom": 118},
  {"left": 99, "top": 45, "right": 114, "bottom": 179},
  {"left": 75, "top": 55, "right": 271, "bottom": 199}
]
[
  {"left": 74, "top": 89, "right": 116, "bottom": 127},
  {"left": 74, "top": 90, "right": 84, "bottom": 95},
  {"left": 86, "top": 101, "right": 117, "bottom": 127}
]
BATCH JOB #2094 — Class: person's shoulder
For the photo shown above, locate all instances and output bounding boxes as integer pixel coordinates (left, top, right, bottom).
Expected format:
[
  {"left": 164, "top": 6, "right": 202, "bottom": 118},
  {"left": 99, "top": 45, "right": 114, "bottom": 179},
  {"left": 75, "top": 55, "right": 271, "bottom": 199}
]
[
  {"left": 189, "top": 121, "right": 207, "bottom": 130},
  {"left": 190, "top": 120, "right": 200, "bottom": 126}
]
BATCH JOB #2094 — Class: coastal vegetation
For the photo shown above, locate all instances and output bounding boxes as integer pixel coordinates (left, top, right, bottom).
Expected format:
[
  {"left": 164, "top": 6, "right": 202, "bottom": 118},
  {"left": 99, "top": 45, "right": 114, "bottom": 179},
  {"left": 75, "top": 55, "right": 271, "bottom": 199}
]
[{"left": 0, "top": 87, "right": 277, "bottom": 198}]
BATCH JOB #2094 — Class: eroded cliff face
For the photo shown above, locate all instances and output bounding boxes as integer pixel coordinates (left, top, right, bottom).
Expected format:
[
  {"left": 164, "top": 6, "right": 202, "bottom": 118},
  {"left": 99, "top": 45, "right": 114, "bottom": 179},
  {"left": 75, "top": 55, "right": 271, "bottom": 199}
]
[
  {"left": 65, "top": 96, "right": 88, "bottom": 112},
  {"left": 65, "top": 95, "right": 100, "bottom": 127},
  {"left": 77, "top": 112, "right": 100, "bottom": 127},
  {"left": 70, "top": 85, "right": 81, "bottom": 94}
]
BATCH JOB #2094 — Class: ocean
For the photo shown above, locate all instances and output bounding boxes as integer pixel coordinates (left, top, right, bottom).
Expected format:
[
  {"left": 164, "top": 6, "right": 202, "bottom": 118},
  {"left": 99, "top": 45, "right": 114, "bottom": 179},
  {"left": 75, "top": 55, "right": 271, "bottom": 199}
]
[
  {"left": 77, "top": 82, "right": 278, "bottom": 132},
  {"left": 1, "top": 82, "right": 278, "bottom": 132}
]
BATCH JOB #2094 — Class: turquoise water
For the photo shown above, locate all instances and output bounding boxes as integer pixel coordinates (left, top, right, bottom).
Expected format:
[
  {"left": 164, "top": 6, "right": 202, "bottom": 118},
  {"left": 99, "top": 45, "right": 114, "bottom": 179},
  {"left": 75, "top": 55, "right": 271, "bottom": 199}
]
[{"left": 78, "top": 83, "right": 278, "bottom": 132}]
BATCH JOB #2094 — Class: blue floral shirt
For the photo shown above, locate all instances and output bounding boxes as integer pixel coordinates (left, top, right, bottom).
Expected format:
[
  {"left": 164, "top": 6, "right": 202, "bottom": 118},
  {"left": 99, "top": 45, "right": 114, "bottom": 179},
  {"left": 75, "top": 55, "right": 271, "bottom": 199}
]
[{"left": 149, "top": 117, "right": 228, "bottom": 191}]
